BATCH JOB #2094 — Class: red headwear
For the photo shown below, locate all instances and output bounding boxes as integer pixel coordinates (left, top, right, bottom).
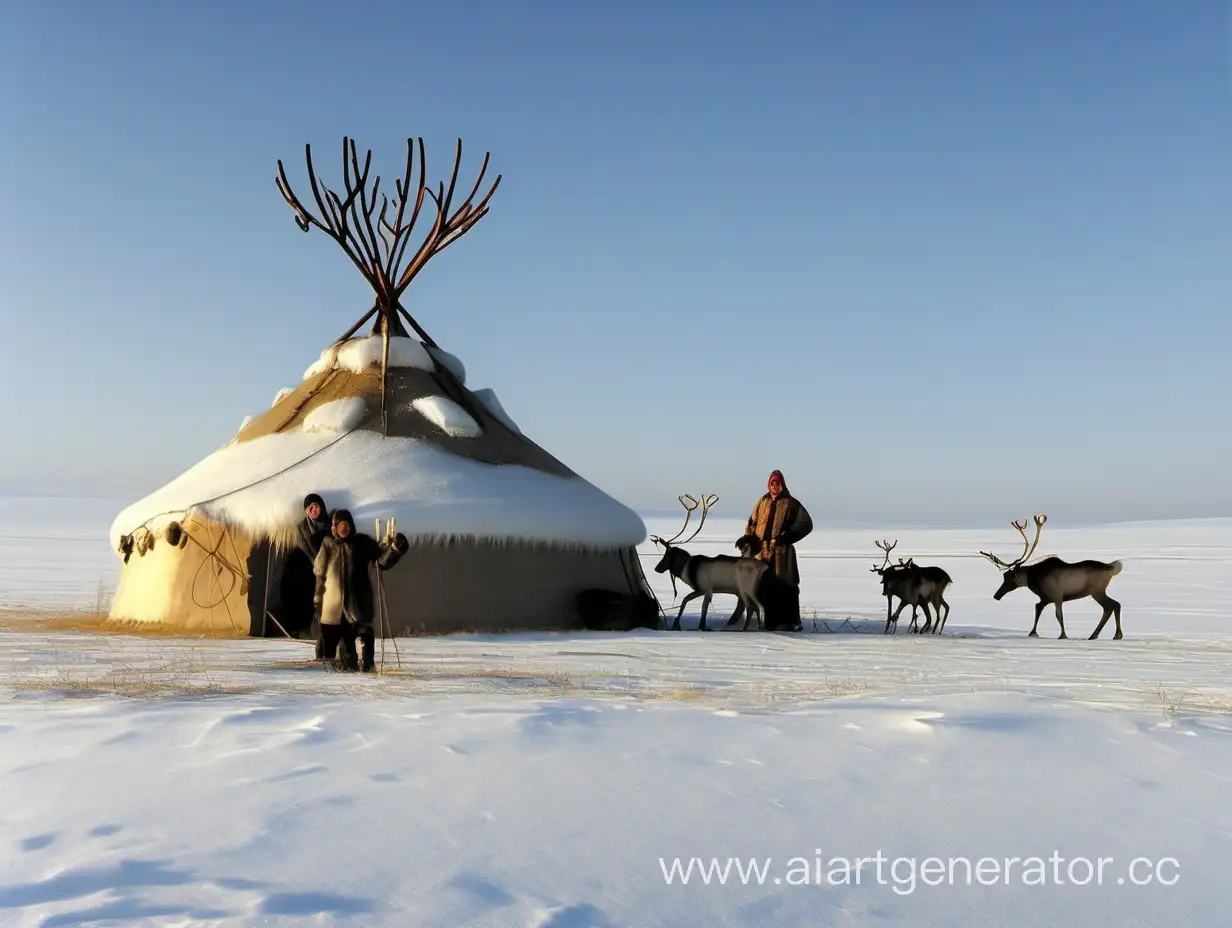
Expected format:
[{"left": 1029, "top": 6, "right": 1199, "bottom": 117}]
[{"left": 768, "top": 470, "right": 786, "bottom": 490}]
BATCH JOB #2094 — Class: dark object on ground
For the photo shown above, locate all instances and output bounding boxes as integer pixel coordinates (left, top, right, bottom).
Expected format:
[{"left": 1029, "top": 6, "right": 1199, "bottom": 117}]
[
  {"left": 758, "top": 573, "right": 802, "bottom": 631},
  {"left": 576, "top": 589, "right": 661, "bottom": 631}
]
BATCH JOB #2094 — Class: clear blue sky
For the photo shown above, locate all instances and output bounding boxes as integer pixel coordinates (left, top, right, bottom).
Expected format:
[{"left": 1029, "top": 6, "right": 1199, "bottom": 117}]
[{"left": 1, "top": 0, "right": 1229, "bottom": 526}]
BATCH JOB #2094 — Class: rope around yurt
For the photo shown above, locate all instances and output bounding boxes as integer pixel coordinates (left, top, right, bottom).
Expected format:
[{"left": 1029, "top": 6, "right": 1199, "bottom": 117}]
[
  {"left": 115, "top": 413, "right": 375, "bottom": 635},
  {"left": 118, "top": 401, "right": 374, "bottom": 556},
  {"left": 189, "top": 525, "right": 246, "bottom": 635},
  {"left": 617, "top": 548, "right": 668, "bottom": 628}
]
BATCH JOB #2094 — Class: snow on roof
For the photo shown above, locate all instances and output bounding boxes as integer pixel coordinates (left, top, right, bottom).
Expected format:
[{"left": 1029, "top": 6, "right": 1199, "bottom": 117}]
[
  {"left": 302, "top": 344, "right": 340, "bottom": 380},
  {"left": 110, "top": 428, "right": 645, "bottom": 551},
  {"left": 304, "top": 397, "right": 369, "bottom": 434},
  {"left": 302, "top": 335, "right": 438, "bottom": 381},
  {"left": 426, "top": 345, "right": 466, "bottom": 384},
  {"left": 471, "top": 388, "right": 520, "bottom": 434},
  {"left": 411, "top": 396, "right": 481, "bottom": 439}
]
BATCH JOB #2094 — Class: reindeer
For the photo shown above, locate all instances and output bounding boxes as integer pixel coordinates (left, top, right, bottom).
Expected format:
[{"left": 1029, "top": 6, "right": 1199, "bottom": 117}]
[
  {"left": 871, "top": 540, "right": 953, "bottom": 635},
  {"left": 979, "top": 514, "right": 1124, "bottom": 640},
  {"left": 651, "top": 494, "right": 769, "bottom": 632}
]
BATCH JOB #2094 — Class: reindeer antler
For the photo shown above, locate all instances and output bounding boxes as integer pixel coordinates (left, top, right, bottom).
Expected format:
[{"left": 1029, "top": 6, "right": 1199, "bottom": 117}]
[
  {"left": 678, "top": 494, "right": 719, "bottom": 546},
  {"left": 651, "top": 494, "right": 700, "bottom": 547},
  {"left": 871, "top": 539, "right": 898, "bottom": 573},
  {"left": 980, "top": 514, "right": 1048, "bottom": 569}
]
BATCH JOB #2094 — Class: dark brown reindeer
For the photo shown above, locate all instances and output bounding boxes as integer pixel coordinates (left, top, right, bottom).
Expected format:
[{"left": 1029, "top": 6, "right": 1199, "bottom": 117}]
[
  {"left": 980, "top": 514, "right": 1124, "bottom": 640},
  {"left": 871, "top": 540, "right": 953, "bottom": 635},
  {"left": 651, "top": 495, "right": 768, "bottom": 632}
]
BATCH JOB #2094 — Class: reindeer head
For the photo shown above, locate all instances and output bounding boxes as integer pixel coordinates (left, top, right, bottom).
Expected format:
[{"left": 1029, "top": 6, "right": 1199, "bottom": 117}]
[
  {"left": 979, "top": 515, "right": 1047, "bottom": 599},
  {"left": 650, "top": 493, "right": 718, "bottom": 576},
  {"left": 734, "top": 534, "right": 762, "bottom": 558},
  {"left": 650, "top": 542, "right": 689, "bottom": 571},
  {"left": 870, "top": 540, "right": 914, "bottom": 596}
]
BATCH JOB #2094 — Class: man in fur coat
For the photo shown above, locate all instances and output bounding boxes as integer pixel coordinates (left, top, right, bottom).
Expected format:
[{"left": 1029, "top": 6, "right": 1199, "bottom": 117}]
[
  {"left": 313, "top": 508, "right": 409, "bottom": 672},
  {"left": 744, "top": 470, "right": 813, "bottom": 630}
]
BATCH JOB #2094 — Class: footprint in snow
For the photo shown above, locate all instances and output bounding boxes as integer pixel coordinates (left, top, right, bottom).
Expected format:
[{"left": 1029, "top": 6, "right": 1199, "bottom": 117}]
[
  {"left": 99, "top": 730, "right": 140, "bottom": 747},
  {"left": 20, "top": 834, "right": 57, "bottom": 852},
  {"left": 216, "top": 706, "right": 293, "bottom": 726},
  {"left": 446, "top": 872, "right": 515, "bottom": 907},
  {"left": 264, "top": 764, "right": 328, "bottom": 783},
  {"left": 89, "top": 824, "right": 123, "bottom": 838},
  {"left": 259, "top": 891, "right": 378, "bottom": 916},
  {"left": 533, "top": 902, "right": 617, "bottom": 928},
  {"left": 445, "top": 743, "right": 471, "bottom": 755}
]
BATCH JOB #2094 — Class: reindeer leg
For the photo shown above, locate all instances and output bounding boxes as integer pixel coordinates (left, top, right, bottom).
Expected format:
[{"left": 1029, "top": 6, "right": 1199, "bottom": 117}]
[
  {"left": 1089, "top": 594, "right": 1110, "bottom": 640},
  {"left": 1029, "top": 601, "right": 1046, "bottom": 637},
  {"left": 698, "top": 593, "right": 713, "bottom": 632},
  {"left": 908, "top": 604, "right": 920, "bottom": 634},
  {"left": 888, "top": 599, "right": 908, "bottom": 635},
  {"left": 671, "top": 591, "right": 703, "bottom": 631},
  {"left": 918, "top": 602, "right": 933, "bottom": 635},
  {"left": 741, "top": 592, "right": 763, "bottom": 631},
  {"left": 1054, "top": 601, "right": 1067, "bottom": 639},
  {"left": 1112, "top": 597, "right": 1123, "bottom": 639},
  {"left": 936, "top": 597, "right": 950, "bottom": 634},
  {"left": 1090, "top": 593, "right": 1122, "bottom": 640},
  {"left": 884, "top": 595, "right": 895, "bottom": 634},
  {"left": 726, "top": 600, "right": 745, "bottom": 628}
]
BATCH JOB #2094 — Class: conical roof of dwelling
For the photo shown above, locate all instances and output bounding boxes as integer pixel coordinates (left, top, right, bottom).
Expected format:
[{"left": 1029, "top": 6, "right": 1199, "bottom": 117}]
[
  {"left": 237, "top": 336, "right": 572, "bottom": 475},
  {"left": 109, "top": 335, "right": 646, "bottom": 553}
]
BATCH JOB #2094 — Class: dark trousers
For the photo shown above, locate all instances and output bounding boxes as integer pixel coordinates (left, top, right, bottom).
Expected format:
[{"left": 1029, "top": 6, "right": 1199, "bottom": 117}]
[{"left": 317, "top": 621, "right": 376, "bottom": 671}]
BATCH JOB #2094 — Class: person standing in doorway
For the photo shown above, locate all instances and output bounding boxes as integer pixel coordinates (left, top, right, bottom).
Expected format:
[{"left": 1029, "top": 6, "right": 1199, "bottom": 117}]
[
  {"left": 298, "top": 493, "right": 330, "bottom": 560},
  {"left": 286, "top": 493, "right": 331, "bottom": 650}
]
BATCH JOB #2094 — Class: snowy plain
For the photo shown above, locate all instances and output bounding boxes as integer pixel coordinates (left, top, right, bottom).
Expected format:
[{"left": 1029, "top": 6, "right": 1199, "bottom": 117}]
[{"left": 1, "top": 495, "right": 1230, "bottom": 927}]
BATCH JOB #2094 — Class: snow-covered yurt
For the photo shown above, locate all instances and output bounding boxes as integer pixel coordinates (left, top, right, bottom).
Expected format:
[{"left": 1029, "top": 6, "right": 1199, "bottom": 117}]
[{"left": 108, "top": 137, "right": 651, "bottom": 636}]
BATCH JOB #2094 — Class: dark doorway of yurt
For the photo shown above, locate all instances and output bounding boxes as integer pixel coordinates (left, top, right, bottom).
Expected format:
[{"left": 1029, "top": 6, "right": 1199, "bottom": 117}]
[{"left": 246, "top": 541, "right": 317, "bottom": 640}]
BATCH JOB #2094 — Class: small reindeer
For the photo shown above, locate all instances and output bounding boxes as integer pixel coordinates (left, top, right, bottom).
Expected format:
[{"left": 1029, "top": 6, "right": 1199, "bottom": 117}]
[
  {"left": 980, "top": 514, "right": 1124, "bottom": 640},
  {"left": 871, "top": 540, "right": 953, "bottom": 635},
  {"left": 723, "top": 534, "right": 770, "bottom": 630},
  {"left": 651, "top": 495, "right": 768, "bottom": 632}
]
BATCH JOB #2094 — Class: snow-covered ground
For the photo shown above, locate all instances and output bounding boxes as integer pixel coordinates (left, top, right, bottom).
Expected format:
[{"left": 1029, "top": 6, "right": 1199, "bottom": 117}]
[
  {"left": 2, "top": 498, "right": 1230, "bottom": 926},
  {"left": 0, "top": 496, "right": 120, "bottom": 611}
]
